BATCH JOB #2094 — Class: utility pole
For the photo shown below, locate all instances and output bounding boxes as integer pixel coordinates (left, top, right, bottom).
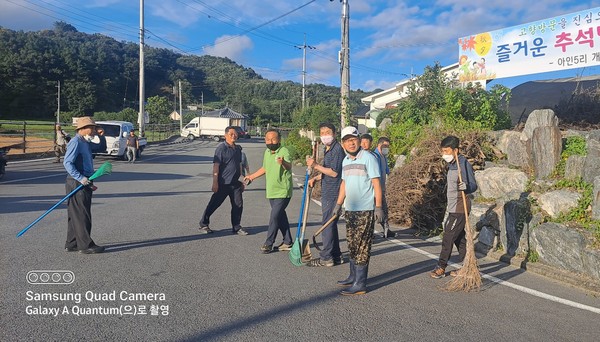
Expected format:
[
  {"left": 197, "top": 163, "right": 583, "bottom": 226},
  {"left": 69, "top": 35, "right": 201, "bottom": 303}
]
[
  {"left": 179, "top": 80, "right": 183, "bottom": 132},
  {"left": 201, "top": 91, "right": 204, "bottom": 115},
  {"left": 138, "top": 0, "right": 145, "bottom": 136},
  {"left": 279, "top": 102, "right": 282, "bottom": 124},
  {"left": 56, "top": 81, "right": 61, "bottom": 124},
  {"left": 337, "top": 0, "right": 350, "bottom": 127},
  {"left": 295, "top": 34, "right": 315, "bottom": 111}
]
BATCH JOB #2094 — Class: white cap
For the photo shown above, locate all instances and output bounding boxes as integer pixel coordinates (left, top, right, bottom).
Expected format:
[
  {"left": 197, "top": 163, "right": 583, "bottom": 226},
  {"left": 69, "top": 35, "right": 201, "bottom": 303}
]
[{"left": 340, "top": 126, "right": 359, "bottom": 140}]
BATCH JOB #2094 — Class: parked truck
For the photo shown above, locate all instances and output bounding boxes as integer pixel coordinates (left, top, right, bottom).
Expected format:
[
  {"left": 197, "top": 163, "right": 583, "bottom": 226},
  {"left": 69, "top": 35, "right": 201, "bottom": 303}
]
[
  {"left": 94, "top": 121, "right": 147, "bottom": 159},
  {"left": 181, "top": 116, "right": 230, "bottom": 141}
]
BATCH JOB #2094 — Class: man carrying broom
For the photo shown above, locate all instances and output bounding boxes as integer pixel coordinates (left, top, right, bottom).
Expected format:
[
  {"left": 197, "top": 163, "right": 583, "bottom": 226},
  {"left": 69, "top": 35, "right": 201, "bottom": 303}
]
[
  {"left": 63, "top": 117, "right": 107, "bottom": 254},
  {"left": 430, "top": 135, "right": 478, "bottom": 278}
]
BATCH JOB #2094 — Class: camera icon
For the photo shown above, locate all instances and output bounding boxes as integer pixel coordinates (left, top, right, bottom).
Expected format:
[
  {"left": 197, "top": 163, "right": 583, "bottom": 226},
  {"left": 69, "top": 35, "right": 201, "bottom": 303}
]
[{"left": 27, "top": 270, "right": 75, "bottom": 285}]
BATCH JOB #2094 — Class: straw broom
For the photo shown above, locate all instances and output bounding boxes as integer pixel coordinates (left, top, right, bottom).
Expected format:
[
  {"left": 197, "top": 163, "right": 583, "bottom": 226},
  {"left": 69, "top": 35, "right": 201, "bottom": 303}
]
[{"left": 443, "top": 152, "right": 481, "bottom": 292}]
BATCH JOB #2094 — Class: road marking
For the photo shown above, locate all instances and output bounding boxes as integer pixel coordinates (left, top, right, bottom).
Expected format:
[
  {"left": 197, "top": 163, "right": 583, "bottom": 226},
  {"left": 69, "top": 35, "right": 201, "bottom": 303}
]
[
  {"left": 0, "top": 173, "right": 63, "bottom": 184},
  {"left": 293, "top": 173, "right": 600, "bottom": 314},
  {"left": 388, "top": 236, "right": 600, "bottom": 314}
]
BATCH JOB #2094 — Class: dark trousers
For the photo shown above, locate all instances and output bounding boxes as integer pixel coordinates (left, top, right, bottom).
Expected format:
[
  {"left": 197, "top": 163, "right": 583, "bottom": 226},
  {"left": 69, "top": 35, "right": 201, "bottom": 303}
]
[
  {"left": 201, "top": 181, "right": 243, "bottom": 229},
  {"left": 437, "top": 213, "right": 467, "bottom": 268},
  {"left": 65, "top": 177, "right": 95, "bottom": 250},
  {"left": 264, "top": 198, "right": 292, "bottom": 246},
  {"left": 319, "top": 198, "right": 342, "bottom": 261}
]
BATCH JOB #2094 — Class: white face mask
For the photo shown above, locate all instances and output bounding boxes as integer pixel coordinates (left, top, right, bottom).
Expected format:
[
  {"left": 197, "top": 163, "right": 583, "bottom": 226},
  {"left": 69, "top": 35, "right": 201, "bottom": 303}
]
[
  {"left": 83, "top": 135, "right": 94, "bottom": 142},
  {"left": 320, "top": 135, "right": 334, "bottom": 146},
  {"left": 381, "top": 147, "right": 389, "bottom": 156},
  {"left": 442, "top": 154, "right": 454, "bottom": 163}
]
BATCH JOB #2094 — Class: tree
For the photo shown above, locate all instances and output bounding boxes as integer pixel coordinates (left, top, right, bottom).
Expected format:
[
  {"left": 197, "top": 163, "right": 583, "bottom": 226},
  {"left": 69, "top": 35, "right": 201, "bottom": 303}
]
[{"left": 145, "top": 95, "right": 171, "bottom": 124}]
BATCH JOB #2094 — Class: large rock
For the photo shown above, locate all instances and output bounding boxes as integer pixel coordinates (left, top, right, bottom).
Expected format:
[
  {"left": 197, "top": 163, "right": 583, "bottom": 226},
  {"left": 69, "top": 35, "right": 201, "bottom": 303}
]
[
  {"left": 537, "top": 190, "right": 581, "bottom": 218},
  {"left": 593, "top": 176, "right": 600, "bottom": 220},
  {"left": 522, "top": 109, "right": 559, "bottom": 141},
  {"left": 530, "top": 223, "right": 587, "bottom": 274},
  {"left": 393, "top": 155, "right": 406, "bottom": 169},
  {"left": 474, "top": 168, "right": 528, "bottom": 199},
  {"left": 498, "top": 131, "right": 530, "bottom": 168},
  {"left": 500, "top": 195, "right": 532, "bottom": 256},
  {"left": 531, "top": 126, "right": 562, "bottom": 179},
  {"left": 583, "top": 138, "right": 600, "bottom": 183},
  {"left": 379, "top": 118, "right": 392, "bottom": 131},
  {"left": 582, "top": 249, "right": 600, "bottom": 281},
  {"left": 565, "top": 155, "right": 585, "bottom": 180}
]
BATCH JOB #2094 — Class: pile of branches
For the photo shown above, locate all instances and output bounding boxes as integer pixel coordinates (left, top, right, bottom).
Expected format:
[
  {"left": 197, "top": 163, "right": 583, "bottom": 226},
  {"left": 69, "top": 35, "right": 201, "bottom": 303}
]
[{"left": 386, "top": 131, "right": 486, "bottom": 234}]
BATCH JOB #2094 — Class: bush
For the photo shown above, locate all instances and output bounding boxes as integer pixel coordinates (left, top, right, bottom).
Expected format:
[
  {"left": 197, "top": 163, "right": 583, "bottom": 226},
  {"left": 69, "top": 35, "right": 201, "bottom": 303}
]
[{"left": 282, "top": 129, "right": 311, "bottom": 162}]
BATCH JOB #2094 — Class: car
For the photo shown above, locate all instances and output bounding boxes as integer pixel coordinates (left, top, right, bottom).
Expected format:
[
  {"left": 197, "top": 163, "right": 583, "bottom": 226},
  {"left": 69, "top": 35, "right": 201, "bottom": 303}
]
[{"left": 233, "top": 126, "right": 251, "bottom": 139}]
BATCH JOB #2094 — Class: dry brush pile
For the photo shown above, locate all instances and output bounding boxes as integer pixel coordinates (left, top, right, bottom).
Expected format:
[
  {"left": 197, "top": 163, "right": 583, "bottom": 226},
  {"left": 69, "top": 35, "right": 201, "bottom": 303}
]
[{"left": 386, "top": 130, "right": 486, "bottom": 234}]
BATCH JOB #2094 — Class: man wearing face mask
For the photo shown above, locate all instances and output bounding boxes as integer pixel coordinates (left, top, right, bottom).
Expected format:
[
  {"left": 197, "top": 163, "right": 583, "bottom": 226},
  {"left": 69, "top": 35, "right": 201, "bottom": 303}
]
[
  {"left": 244, "top": 129, "right": 293, "bottom": 253},
  {"left": 306, "top": 123, "right": 346, "bottom": 267},
  {"left": 373, "top": 137, "right": 396, "bottom": 238},
  {"left": 63, "top": 116, "right": 107, "bottom": 254},
  {"left": 430, "top": 135, "right": 478, "bottom": 279}
]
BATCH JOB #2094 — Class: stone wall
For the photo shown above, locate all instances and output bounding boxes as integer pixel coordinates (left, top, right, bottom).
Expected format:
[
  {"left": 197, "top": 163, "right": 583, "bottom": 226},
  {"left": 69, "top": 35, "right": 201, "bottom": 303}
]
[{"left": 472, "top": 109, "right": 600, "bottom": 282}]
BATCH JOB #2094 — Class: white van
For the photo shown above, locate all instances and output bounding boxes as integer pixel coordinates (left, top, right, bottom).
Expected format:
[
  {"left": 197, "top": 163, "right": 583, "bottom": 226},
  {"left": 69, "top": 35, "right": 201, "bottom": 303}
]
[{"left": 94, "top": 121, "right": 146, "bottom": 159}]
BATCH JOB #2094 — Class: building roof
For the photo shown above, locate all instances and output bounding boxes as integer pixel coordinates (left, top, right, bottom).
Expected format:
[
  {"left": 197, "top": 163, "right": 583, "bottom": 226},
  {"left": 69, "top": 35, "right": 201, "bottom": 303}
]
[{"left": 202, "top": 107, "right": 247, "bottom": 119}]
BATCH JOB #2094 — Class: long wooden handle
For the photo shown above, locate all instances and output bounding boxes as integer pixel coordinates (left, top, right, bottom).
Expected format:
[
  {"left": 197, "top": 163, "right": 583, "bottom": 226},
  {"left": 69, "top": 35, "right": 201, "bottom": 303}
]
[{"left": 454, "top": 151, "right": 471, "bottom": 223}]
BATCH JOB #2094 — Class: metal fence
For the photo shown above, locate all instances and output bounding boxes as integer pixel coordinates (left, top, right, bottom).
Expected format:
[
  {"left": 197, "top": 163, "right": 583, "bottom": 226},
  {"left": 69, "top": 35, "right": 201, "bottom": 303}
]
[{"left": 0, "top": 121, "right": 182, "bottom": 156}]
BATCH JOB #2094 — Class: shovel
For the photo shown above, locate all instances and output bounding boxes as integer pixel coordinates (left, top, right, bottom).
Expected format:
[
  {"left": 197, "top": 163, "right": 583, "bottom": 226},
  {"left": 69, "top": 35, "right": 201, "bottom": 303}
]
[{"left": 311, "top": 214, "right": 338, "bottom": 252}]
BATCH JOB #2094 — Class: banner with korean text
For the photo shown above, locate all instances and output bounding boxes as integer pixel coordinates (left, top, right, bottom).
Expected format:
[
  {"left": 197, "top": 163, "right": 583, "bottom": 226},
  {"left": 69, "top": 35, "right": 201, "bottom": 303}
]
[{"left": 457, "top": 7, "right": 600, "bottom": 82}]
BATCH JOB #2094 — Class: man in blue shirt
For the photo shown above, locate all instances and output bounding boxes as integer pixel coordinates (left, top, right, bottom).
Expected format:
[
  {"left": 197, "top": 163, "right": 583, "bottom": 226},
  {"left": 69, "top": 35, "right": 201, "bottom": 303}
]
[
  {"left": 306, "top": 123, "right": 345, "bottom": 267},
  {"left": 373, "top": 137, "right": 396, "bottom": 238},
  {"left": 333, "top": 126, "right": 383, "bottom": 295},
  {"left": 63, "top": 117, "right": 107, "bottom": 254},
  {"left": 199, "top": 126, "right": 248, "bottom": 235}
]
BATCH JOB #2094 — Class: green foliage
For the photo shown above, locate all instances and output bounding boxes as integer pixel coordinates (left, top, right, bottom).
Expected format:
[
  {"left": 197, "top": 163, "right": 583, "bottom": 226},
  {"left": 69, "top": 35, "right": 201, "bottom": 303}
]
[
  {"left": 550, "top": 178, "right": 600, "bottom": 243},
  {"left": 553, "top": 135, "right": 587, "bottom": 177},
  {"left": 292, "top": 103, "right": 340, "bottom": 132},
  {"left": 0, "top": 26, "right": 372, "bottom": 122},
  {"left": 391, "top": 63, "right": 511, "bottom": 131},
  {"left": 526, "top": 250, "right": 539, "bottom": 263},
  {"left": 384, "top": 119, "right": 424, "bottom": 157},
  {"left": 145, "top": 96, "right": 172, "bottom": 124},
  {"left": 282, "top": 129, "right": 311, "bottom": 162}
]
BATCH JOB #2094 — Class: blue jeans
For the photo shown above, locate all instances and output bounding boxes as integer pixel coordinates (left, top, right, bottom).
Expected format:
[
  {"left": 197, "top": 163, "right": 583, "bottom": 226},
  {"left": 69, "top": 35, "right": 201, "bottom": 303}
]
[
  {"left": 319, "top": 197, "right": 342, "bottom": 261},
  {"left": 264, "top": 198, "right": 292, "bottom": 246}
]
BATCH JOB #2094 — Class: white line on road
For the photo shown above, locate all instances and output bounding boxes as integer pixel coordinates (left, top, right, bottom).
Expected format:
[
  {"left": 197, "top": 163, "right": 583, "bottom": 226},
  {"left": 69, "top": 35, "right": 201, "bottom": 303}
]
[
  {"left": 388, "top": 235, "right": 600, "bottom": 314},
  {"left": 291, "top": 174, "right": 600, "bottom": 314}
]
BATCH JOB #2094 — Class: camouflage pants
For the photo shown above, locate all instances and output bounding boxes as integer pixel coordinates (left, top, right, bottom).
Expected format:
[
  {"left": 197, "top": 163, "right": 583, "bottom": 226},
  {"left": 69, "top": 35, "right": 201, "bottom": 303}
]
[{"left": 345, "top": 210, "right": 375, "bottom": 266}]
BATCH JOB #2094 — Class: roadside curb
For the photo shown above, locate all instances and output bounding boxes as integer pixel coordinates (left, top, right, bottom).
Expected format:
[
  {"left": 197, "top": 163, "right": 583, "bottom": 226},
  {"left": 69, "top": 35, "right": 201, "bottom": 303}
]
[{"left": 475, "top": 244, "right": 600, "bottom": 295}]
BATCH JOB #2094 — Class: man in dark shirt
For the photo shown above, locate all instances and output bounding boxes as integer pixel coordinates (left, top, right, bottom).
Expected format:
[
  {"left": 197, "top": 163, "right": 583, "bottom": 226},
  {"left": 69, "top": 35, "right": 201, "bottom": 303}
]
[
  {"left": 306, "top": 123, "right": 345, "bottom": 267},
  {"left": 198, "top": 126, "right": 248, "bottom": 235},
  {"left": 126, "top": 130, "right": 139, "bottom": 163}
]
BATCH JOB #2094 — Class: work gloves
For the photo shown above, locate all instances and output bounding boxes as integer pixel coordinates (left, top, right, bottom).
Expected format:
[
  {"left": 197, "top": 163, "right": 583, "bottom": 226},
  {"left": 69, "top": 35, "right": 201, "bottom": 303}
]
[
  {"left": 80, "top": 177, "right": 91, "bottom": 186},
  {"left": 375, "top": 207, "right": 384, "bottom": 224},
  {"left": 458, "top": 181, "right": 467, "bottom": 191},
  {"left": 333, "top": 203, "right": 343, "bottom": 218}
]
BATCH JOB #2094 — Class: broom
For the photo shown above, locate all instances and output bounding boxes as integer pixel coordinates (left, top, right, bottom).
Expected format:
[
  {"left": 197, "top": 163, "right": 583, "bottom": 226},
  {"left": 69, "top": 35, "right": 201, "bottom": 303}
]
[
  {"left": 443, "top": 152, "right": 481, "bottom": 292},
  {"left": 17, "top": 162, "right": 113, "bottom": 237}
]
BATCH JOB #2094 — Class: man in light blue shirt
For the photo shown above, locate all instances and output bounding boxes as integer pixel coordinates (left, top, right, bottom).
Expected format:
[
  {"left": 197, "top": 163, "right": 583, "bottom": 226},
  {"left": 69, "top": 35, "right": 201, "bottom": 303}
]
[
  {"left": 63, "top": 117, "right": 107, "bottom": 254},
  {"left": 333, "top": 126, "right": 383, "bottom": 295}
]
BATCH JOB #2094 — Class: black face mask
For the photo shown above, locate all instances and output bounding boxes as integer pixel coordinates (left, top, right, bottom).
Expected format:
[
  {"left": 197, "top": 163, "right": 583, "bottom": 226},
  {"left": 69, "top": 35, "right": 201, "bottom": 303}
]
[
  {"left": 347, "top": 147, "right": 361, "bottom": 156},
  {"left": 266, "top": 143, "right": 280, "bottom": 151}
]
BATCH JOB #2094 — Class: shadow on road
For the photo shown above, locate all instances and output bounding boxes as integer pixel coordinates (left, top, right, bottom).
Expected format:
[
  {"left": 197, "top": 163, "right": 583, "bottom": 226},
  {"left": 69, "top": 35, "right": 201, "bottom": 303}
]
[{"left": 103, "top": 225, "right": 269, "bottom": 253}]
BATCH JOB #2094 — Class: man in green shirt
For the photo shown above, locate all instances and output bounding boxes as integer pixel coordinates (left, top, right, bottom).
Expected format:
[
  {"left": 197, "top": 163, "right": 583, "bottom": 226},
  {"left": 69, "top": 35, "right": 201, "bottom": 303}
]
[{"left": 244, "top": 129, "right": 293, "bottom": 254}]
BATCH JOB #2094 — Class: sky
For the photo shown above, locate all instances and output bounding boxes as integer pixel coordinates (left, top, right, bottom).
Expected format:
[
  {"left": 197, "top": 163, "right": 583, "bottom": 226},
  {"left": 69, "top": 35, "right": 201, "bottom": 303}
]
[{"left": 1, "top": 0, "right": 600, "bottom": 93}]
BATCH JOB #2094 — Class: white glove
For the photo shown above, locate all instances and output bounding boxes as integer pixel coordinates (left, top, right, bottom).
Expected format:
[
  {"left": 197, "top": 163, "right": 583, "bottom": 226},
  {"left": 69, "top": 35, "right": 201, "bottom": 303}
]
[
  {"left": 458, "top": 181, "right": 467, "bottom": 191},
  {"left": 80, "top": 177, "right": 91, "bottom": 186}
]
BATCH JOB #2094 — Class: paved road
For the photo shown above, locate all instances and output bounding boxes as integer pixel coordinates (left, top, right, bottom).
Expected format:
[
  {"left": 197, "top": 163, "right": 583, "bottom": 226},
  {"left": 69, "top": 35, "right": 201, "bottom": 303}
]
[{"left": 1, "top": 139, "right": 599, "bottom": 341}]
